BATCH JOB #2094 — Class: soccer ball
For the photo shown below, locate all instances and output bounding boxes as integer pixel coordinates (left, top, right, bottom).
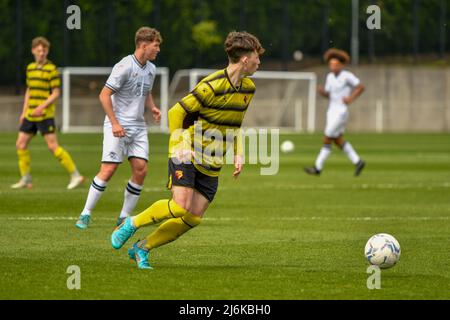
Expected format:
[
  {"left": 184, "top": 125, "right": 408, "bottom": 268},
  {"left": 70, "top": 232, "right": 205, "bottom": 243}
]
[
  {"left": 280, "top": 140, "right": 295, "bottom": 153},
  {"left": 364, "top": 233, "right": 401, "bottom": 269},
  {"left": 293, "top": 50, "right": 304, "bottom": 61}
]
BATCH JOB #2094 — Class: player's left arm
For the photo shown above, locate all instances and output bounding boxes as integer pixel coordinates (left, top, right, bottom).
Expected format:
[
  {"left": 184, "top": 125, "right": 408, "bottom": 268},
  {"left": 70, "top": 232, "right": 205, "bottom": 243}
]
[
  {"left": 343, "top": 73, "right": 365, "bottom": 105},
  {"left": 343, "top": 84, "right": 365, "bottom": 105},
  {"left": 31, "top": 88, "right": 60, "bottom": 117},
  {"left": 146, "top": 93, "right": 161, "bottom": 123},
  {"left": 233, "top": 128, "right": 244, "bottom": 179},
  {"left": 233, "top": 87, "right": 255, "bottom": 178}
]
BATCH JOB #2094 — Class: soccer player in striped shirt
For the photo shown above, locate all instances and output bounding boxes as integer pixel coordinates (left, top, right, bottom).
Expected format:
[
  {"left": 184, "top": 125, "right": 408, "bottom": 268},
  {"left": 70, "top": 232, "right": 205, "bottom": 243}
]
[
  {"left": 11, "top": 37, "right": 84, "bottom": 190},
  {"left": 75, "top": 27, "right": 162, "bottom": 229},
  {"left": 111, "top": 31, "right": 265, "bottom": 269}
]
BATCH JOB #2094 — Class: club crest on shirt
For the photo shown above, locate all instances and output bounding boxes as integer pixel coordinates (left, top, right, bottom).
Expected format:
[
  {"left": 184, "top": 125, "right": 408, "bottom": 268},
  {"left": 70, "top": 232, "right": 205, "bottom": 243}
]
[
  {"left": 175, "top": 170, "right": 183, "bottom": 180},
  {"left": 244, "top": 96, "right": 248, "bottom": 103}
]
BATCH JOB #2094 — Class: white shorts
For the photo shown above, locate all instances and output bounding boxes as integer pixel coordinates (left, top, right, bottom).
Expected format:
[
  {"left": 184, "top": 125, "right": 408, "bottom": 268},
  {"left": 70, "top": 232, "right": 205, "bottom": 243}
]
[
  {"left": 324, "top": 110, "right": 349, "bottom": 138},
  {"left": 102, "top": 126, "right": 149, "bottom": 163}
]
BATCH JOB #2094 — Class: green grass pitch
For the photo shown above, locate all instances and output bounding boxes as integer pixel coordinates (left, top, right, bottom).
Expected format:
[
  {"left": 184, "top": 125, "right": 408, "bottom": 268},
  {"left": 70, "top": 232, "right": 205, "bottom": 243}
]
[{"left": 0, "top": 132, "right": 449, "bottom": 299}]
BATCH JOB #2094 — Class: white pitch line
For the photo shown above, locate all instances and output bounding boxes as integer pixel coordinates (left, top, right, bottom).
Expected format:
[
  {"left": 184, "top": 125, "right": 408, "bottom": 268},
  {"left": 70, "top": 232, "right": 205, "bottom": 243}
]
[
  {"left": 3, "top": 217, "right": 112, "bottom": 221},
  {"left": 2, "top": 216, "right": 449, "bottom": 222},
  {"left": 220, "top": 182, "right": 450, "bottom": 191},
  {"left": 1, "top": 183, "right": 449, "bottom": 196},
  {"left": 0, "top": 187, "right": 167, "bottom": 195},
  {"left": 273, "top": 216, "right": 450, "bottom": 221}
]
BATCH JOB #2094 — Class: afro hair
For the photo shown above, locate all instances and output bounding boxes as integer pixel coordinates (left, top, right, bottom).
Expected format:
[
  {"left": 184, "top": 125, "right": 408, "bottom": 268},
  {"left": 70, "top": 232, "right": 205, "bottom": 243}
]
[{"left": 323, "top": 48, "right": 350, "bottom": 64}]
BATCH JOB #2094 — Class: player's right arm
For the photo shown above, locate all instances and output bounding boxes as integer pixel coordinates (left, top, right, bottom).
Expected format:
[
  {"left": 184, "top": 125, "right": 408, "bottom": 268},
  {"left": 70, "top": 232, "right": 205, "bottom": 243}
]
[
  {"left": 168, "top": 103, "right": 193, "bottom": 162},
  {"left": 99, "top": 86, "right": 125, "bottom": 137},
  {"left": 317, "top": 85, "right": 329, "bottom": 98},
  {"left": 168, "top": 82, "right": 214, "bottom": 161},
  {"left": 168, "top": 104, "right": 187, "bottom": 133},
  {"left": 318, "top": 74, "right": 331, "bottom": 99},
  {"left": 102, "top": 60, "right": 130, "bottom": 137},
  {"left": 19, "top": 88, "right": 30, "bottom": 124}
]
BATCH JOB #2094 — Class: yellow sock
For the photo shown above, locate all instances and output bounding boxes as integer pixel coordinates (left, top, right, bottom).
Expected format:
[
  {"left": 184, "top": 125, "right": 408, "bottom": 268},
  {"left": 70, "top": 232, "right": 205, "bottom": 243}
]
[
  {"left": 54, "top": 147, "right": 76, "bottom": 174},
  {"left": 17, "top": 149, "right": 31, "bottom": 177},
  {"left": 133, "top": 199, "right": 187, "bottom": 228},
  {"left": 141, "top": 212, "right": 202, "bottom": 251}
]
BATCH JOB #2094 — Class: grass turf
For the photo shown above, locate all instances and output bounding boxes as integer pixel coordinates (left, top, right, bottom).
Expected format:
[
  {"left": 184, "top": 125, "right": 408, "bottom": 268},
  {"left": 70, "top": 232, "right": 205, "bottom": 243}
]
[{"left": 0, "top": 132, "right": 449, "bottom": 299}]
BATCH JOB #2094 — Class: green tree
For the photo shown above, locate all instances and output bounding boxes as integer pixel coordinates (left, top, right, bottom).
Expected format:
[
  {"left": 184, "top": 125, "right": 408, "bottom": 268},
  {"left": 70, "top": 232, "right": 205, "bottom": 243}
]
[{"left": 192, "top": 20, "right": 222, "bottom": 52}]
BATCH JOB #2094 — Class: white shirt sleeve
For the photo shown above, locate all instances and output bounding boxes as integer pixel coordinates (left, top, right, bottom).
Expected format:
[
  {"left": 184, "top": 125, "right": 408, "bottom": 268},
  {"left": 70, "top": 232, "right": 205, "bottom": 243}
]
[
  {"left": 324, "top": 73, "right": 332, "bottom": 92},
  {"left": 345, "top": 71, "right": 361, "bottom": 87},
  {"left": 105, "top": 61, "right": 130, "bottom": 93},
  {"left": 148, "top": 64, "right": 156, "bottom": 93}
]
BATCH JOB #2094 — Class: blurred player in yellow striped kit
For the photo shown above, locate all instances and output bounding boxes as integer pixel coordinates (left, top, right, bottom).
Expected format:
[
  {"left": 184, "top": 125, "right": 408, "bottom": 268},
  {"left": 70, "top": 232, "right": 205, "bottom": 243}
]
[{"left": 12, "top": 37, "right": 84, "bottom": 190}]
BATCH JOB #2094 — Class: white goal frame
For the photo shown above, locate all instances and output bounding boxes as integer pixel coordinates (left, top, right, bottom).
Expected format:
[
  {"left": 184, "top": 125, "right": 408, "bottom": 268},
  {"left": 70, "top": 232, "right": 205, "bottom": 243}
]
[
  {"left": 169, "top": 69, "right": 317, "bottom": 132},
  {"left": 61, "top": 67, "right": 169, "bottom": 133}
]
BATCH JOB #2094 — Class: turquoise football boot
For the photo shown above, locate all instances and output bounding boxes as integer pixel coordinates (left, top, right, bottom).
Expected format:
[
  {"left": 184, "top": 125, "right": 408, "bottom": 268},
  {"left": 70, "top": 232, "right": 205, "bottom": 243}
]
[
  {"left": 128, "top": 242, "right": 153, "bottom": 270},
  {"left": 75, "top": 215, "right": 91, "bottom": 229},
  {"left": 111, "top": 217, "right": 137, "bottom": 249},
  {"left": 116, "top": 216, "right": 126, "bottom": 227}
]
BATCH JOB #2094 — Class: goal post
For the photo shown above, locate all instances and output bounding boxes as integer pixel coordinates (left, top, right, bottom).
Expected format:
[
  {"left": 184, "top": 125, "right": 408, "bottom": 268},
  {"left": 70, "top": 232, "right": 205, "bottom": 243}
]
[
  {"left": 61, "top": 67, "right": 169, "bottom": 133},
  {"left": 170, "top": 69, "right": 317, "bottom": 132},
  {"left": 61, "top": 67, "right": 316, "bottom": 134}
]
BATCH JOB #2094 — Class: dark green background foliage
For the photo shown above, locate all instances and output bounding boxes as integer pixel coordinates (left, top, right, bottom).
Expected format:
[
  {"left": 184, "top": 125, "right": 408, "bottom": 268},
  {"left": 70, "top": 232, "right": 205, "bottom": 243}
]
[{"left": 1, "top": 0, "right": 449, "bottom": 85}]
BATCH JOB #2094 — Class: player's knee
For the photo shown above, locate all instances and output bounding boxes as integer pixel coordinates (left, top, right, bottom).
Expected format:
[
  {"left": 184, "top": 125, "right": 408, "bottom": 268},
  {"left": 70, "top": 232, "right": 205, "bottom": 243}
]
[
  {"left": 182, "top": 212, "right": 202, "bottom": 228},
  {"left": 171, "top": 187, "right": 194, "bottom": 212},
  {"left": 323, "top": 138, "right": 331, "bottom": 145},
  {"left": 334, "top": 139, "right": 345, "bottom": 149},
  {"left": 98, "top": 166, "right": 116, "bottom": 181},
  {"left": 171, "top": 195, "right": 192, "bottom": 213},
  {"left": 16, "top": 141, "right": 27, "bottom": 150},
  {"left": 131, "top": 160, "right": 148, "bottom": 179},
  {"left": 135, "top": 166, "right": 147, "bottom": 179},
  {"left": 47, "top": 144, "right": 58, "bottom": 153},
  {"left": 168, "top": 199, "right": 188, "bottom": 218}
]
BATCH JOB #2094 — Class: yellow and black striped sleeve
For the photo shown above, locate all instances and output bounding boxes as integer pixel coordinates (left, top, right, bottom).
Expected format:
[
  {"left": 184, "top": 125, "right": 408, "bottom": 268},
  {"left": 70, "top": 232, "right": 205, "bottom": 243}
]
[
  {"left": 234, "top": 128, "right": 244, "bottom": 157},
  {"left": 168, "top": 104, "right": 188, "bottom": 133},
  {"left": 49, "top": 67, "right": 60, "bottom": 89},
  {"left": 178, "top": 82, "right": 215, "bottom": 114}
]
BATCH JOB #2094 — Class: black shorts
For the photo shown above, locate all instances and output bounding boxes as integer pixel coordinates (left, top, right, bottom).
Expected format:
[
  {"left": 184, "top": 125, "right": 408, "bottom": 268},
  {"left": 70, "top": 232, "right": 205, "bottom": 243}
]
[
  {"left": 19, "top": 118, "right": 56, "bottom": 135},
  {"left": 167, "top": 158, "right": 219, "bottom": 203}
]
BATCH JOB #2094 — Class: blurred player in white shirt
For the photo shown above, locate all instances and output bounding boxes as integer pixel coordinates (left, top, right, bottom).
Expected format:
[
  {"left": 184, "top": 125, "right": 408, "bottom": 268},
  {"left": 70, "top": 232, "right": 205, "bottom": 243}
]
[
  {"left": 75, "top": 27, "right": 162, "bottom": 229},
  {"left": 305, "top": 48, "right": 365, "bottom": 176}
]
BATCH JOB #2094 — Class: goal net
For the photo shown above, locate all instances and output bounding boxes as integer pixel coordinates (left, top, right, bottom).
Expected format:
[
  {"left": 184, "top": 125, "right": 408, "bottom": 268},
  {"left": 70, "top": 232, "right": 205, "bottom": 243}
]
[
  {"left": 169, "top": 69, "right": 317, "bottom": 132},
  {"left": 61, "top": 67, "right": 169, "bottom": 133}
]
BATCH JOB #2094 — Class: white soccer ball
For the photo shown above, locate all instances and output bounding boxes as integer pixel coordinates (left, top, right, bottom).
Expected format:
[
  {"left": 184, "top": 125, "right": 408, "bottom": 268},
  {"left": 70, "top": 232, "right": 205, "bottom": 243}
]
[
  {"left": 365, "top": 233, "right": 401, "bottom": 269},
  {"left": 293, "top": 50, "right": 304, "bottom": 61},
  {"left": 280, "top": 140, "right": 295, "bottom": 153}
]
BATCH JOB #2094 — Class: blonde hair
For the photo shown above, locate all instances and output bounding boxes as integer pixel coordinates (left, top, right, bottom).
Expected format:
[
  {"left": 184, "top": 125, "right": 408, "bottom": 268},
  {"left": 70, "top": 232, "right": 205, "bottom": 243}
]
[
  {"left": 135, "top": 27, "right": 162, "bottom": 46},
  {"left": 224, "top": 31, "right": 265, "bottom": 63},
  {"left": 31, "top": 36, "right": 50, "bottom": 49}
]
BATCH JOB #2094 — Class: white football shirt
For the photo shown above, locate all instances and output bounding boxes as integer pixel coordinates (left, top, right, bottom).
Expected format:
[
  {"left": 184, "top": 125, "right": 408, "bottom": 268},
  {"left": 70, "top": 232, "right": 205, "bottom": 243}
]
[
  {"left": 104, "top": 54, "right": 156, "bottom": 128},
  {"left": 324, "top": 70, "right": 360, "bottom": 113}
]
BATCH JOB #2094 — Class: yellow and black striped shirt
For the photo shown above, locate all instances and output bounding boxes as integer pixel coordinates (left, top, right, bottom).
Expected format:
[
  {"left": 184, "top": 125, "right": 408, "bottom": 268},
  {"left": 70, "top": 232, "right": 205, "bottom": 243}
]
[
  {"left": 26, "top": 60, "right": 60, "bottom": 121},
  {"left": 170, "top": 69, "right": 256, "bottom": 177}
]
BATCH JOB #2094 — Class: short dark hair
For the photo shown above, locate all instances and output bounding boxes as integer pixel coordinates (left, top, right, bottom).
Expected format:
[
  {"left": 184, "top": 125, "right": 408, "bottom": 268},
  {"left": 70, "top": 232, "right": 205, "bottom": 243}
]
[
  {"left": 135, "top": 27, "right": 162, "bottom": 47},
  {"left": 224, "top": 31, "right": 265, "bottom": 63}
]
